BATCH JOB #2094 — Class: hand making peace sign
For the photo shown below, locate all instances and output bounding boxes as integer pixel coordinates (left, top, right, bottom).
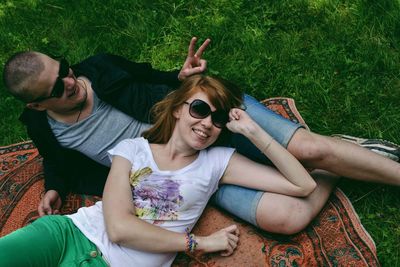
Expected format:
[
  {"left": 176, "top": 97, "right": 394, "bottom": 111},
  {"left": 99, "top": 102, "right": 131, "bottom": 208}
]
[{"left": 178, "top": 37, "right": 211, "bottom": 81}]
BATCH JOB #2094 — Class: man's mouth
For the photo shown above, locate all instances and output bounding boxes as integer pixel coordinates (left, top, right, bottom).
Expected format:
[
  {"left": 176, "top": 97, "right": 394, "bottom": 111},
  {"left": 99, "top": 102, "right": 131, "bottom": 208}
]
[{"left": 68, "top": 85, "right": 78, "bottom": 98}]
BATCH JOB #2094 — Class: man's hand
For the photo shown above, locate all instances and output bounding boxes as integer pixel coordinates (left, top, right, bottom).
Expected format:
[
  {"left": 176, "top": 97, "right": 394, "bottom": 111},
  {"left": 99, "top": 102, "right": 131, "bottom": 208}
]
[
  {"left": 178, "top": 37, "right": 211, "bottom": 81},
  {"left": 38, "top": 190, "right": 62, "bottom": 216}
]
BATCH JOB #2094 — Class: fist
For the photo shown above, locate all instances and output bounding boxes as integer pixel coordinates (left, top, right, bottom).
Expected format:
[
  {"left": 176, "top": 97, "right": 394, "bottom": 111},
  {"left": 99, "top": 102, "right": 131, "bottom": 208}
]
[{"left": 226, "top": 108, "right": 257, "bottom": 135}]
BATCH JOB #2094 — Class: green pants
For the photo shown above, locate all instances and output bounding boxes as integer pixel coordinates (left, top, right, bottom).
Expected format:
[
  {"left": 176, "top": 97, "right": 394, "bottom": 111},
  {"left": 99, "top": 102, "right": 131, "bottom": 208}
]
[{"left": 0, "top": 215, "right": 108, "bottom": 267}]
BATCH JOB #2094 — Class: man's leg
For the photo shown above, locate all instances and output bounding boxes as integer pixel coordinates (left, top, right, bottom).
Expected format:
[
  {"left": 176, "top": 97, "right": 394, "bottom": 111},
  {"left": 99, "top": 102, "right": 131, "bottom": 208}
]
[
  {"left": 288, "top": 129, "right": 400, "bottom": 186},
  {"left": 256, "top": 170, "right": 338, "bottom": 234},
  {"left": 224, "top": 94, "right": 398, "bottom": 232},
  {"left": 218, "top": 94, "right": 337, "bottom": 233},
  {"left": 230, "top": 94, "right": 304, "bottom": 164},
  {"left": 332, "top": 134, "right": 400, "bottom": 162},
  {"left": 237, "top": 94, "right": 400, "bottom": 186},
  {"left": 213, "top": 170, "right": 338, "bottom": 234}
]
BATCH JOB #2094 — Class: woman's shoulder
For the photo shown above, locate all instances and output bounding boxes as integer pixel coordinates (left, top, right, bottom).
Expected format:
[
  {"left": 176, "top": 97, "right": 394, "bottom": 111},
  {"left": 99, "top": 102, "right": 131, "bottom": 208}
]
[
  {"left": 108, "top": 137, "right": 152, "bottom": 167},
  {"left": 207, "top": 145, "right": 235, "bottom": 153},
  {"left": 198, "top": 147, "right": 236, "bottom": 182},
  {"left": 110, "top": 137, "right": 148, "bottom": 155},
  {"left": 116, "top": 137, "right": 147, "bottom": 146},
  {"left": 204, "top": 146, "right": 235, "bottom": 160}
]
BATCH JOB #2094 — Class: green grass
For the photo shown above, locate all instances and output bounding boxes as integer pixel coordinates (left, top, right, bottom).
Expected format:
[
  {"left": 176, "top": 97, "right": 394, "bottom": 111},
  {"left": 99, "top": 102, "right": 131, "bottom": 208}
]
[{"left": 1, "top": 0, "right": 399, "bottom": 265}]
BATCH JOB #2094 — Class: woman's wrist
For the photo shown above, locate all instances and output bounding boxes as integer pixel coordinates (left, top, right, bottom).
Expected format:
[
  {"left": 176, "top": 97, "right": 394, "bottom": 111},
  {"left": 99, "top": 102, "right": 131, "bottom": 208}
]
[
  {"left": 184, "top": 229, "right": 199, "bottom": 253},
  {"left": 240, "top": 120, "right": 262, "bottom": 139},
  {"left": 246, "top": 125, "right": 273, "bottom": 149},
  {"left": 261, "top": 136, "right": 274, "bottom": 154},
  {"left": 195, "top": 236, "right": 206, "bottom": 251}
]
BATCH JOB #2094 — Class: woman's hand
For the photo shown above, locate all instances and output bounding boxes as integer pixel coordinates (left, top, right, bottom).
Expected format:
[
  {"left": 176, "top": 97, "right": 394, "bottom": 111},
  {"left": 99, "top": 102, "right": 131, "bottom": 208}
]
[
  {"left": 197, "top": 225, "right": 240, "bottom": 256},
  {"left": 226, "top": 108, "right": 258, "bottom": 137}
]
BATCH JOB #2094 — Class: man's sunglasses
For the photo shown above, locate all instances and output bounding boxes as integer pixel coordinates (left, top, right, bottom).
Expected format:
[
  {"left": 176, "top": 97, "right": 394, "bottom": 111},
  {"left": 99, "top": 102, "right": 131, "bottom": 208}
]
[
  {"left": 184, "top": 99, "right": 229, "bottom": 128},
  {"left": 32, "top": 58, "right": 70, "bottom": 102}
]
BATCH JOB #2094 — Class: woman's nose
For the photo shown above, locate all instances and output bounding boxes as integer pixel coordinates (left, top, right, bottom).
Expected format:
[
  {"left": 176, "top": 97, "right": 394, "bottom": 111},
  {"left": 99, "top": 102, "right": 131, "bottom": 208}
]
[{"left": 201, "top": 115, "right": 213, "bottom": 128}]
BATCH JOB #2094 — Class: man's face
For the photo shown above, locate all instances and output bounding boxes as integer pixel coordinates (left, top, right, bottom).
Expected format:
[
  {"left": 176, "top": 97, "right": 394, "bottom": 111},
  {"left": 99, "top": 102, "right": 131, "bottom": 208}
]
[{"left": 27, "top": 54, "right": 87, "bottom": 114}]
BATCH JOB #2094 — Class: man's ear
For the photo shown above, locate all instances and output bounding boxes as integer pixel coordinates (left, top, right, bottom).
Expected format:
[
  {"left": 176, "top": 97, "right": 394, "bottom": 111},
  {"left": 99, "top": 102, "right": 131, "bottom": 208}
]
[{"left": 26, "top": 102, "right": 46, "bottom": 111}]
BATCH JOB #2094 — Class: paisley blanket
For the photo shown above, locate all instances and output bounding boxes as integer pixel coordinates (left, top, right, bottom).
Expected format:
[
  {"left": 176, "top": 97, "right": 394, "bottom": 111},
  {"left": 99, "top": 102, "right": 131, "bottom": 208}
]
[{"left": 0, "top": 98, "right": 379, "bottom": 266}]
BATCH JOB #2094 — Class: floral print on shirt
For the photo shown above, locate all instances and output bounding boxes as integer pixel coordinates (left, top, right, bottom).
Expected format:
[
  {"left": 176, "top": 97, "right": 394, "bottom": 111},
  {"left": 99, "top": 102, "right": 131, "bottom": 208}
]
[{"left": 130, "top": 167, "right": 183, "bottom": 221}]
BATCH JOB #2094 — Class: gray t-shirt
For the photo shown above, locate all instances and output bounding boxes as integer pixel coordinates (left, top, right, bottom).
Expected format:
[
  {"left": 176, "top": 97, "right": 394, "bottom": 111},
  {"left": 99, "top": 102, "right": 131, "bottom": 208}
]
[{"left": 48, "top": 92, "right": 151, "bottom": 167}]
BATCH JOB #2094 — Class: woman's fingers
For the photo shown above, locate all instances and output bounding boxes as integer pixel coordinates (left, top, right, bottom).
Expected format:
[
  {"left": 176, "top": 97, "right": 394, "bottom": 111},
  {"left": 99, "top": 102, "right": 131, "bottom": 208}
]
[
  {"left": 219, "top": 225, "right": 239, "bottom": 256},
  {"left": 229, "top": 109, "right": 241, "bottom": 121},
  {"left": 220, "top": 243, "right": 234, "bottom": 256}
]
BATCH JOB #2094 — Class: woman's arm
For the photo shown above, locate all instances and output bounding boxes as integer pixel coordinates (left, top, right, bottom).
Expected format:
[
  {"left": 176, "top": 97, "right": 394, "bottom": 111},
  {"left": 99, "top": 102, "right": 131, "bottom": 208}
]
[
  {"left": 221, "top": 109, "right": 316, "bottom": 197},
  {"left": 102, "top": 155, "right": 239, "bottom": 255}
]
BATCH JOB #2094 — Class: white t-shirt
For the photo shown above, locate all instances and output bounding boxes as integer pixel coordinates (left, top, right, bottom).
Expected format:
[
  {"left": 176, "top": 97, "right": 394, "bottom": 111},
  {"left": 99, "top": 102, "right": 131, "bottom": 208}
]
[{"left": 67, "top": 137, "right": 235, "bottom": 267}]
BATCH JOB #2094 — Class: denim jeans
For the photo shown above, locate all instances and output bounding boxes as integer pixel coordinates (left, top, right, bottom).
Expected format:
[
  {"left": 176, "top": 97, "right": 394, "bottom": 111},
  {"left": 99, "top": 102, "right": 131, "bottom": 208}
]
[{"left": 212, "top": 94, "right": 303, "bottom": 226}]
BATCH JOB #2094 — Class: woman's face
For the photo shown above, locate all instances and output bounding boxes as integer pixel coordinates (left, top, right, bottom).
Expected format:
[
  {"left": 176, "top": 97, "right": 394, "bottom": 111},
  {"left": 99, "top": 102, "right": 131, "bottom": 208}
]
[{"left": 174, "top": 91, "right": 223, "bottom": 151}]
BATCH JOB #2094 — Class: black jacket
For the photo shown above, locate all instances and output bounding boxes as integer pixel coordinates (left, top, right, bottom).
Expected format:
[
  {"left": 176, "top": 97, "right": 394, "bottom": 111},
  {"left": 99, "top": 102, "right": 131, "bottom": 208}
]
[{"left": 19, "top": 54, "right": 181, "bottom": 200}]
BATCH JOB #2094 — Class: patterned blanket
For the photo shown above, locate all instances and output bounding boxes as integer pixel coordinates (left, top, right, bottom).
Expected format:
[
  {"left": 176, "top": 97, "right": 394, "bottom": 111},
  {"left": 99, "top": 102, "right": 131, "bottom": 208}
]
[{"left": 0, "top": 98, "right": 379, "bottom": 266}]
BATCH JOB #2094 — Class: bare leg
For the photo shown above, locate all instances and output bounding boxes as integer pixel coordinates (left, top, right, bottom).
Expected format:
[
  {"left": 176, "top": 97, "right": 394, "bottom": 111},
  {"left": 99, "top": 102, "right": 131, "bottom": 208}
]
[
  {"left": 256, "top": 169, "right": 339, "bottom": 234},
  {"left": 288, "top": 129, "right": 400, "bottom": 186}
]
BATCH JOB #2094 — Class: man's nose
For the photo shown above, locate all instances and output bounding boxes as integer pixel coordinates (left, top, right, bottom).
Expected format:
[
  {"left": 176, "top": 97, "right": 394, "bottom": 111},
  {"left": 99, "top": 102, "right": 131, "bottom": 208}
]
[{"left": 63, "top": 76, "right": 76, "bottom": 90}]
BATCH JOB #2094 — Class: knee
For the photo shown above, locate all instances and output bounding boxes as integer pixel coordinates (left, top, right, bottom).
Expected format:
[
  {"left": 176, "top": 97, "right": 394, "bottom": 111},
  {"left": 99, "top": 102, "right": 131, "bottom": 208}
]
[
  {"left": 288, "top": 131, "right": 333, "bottom": 164},
  {"left": 283, "top": 209, "right": 314, "bottom": 235},
  {"left": 257, "top": 200, "right": 314, "bottom": 235}
]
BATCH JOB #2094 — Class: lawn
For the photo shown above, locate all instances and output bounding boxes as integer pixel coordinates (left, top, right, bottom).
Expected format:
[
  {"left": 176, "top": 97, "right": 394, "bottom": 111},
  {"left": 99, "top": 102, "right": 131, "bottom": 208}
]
[{"left": 0, "top": 0, "right": 399, "bottom": 265}]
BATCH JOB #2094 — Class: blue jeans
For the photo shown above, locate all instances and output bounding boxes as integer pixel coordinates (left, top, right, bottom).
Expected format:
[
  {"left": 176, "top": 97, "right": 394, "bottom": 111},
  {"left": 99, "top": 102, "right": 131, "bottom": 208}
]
[{"left": 212, "top": 94, "right": 303, "bottom": 226}]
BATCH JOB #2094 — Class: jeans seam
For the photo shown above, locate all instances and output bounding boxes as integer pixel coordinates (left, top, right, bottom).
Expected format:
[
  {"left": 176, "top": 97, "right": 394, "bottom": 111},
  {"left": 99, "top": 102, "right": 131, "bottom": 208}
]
[{"left": 250, "top": 191, "right": 264, "bottom": 226}]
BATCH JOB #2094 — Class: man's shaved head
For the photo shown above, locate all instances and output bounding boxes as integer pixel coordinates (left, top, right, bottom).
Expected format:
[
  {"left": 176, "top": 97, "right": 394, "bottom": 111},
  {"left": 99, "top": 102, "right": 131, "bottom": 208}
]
[{"left": 3, "top": 51, "right": 45, "bottom": 102}]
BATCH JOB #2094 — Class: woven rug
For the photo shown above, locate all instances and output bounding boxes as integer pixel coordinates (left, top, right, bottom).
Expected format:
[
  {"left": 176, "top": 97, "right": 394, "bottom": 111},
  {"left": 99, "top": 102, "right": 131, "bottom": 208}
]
[{"left": 0, "top": 98, "right": 379, "bottom": 266}]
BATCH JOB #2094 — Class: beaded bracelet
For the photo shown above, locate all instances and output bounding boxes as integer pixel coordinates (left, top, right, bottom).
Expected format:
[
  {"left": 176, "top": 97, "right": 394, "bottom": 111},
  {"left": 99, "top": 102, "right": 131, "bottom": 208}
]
[{"left": 184, "top": 228, "right": 198, "bottom": 253}]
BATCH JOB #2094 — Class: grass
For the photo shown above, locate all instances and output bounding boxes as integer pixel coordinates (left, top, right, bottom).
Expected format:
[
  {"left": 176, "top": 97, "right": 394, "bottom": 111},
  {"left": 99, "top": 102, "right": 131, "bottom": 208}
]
[{"left": 0, "top": 0, "right": 399, "bottom": 265}]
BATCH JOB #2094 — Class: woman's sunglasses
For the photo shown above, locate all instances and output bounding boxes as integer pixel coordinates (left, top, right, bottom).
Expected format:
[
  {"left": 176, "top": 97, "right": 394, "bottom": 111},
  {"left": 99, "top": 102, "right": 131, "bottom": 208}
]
[
  {"left": 32, "top": 58, "right": 70, "bottom": 102},
  {"left": 184, "top": 99, "right": 229, "bottom": 128}
]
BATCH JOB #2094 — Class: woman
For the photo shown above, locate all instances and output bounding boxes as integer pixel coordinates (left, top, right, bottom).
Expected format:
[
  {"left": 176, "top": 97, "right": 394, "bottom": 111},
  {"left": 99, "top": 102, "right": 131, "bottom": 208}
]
[{"left": 0, "top": 75, "right": 317, "bottom": 266}]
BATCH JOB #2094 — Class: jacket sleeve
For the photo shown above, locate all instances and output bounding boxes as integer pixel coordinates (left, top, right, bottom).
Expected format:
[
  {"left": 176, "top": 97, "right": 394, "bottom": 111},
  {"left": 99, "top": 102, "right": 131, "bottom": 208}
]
[
  {"left": 19, "top": 109, "right": 108, "bottom": 201},
  {"left": 42, "top": 157, "right": 69, "bottom": 201},
  {"left": 87, "top": 54, "right": 182, "bottom": 123},
  {"left": 19, "top": 109, "right": 70, "bottom": 200},
  {"left": 105, "top": 54, "right": 181, "bottom": 88}
]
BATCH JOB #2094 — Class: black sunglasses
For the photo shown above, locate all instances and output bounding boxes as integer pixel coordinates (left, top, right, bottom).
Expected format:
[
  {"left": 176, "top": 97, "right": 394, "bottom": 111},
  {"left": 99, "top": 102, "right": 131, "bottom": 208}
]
[
  {"left": 32, "top": 58, "right": 70, "bottom": 102},
  {"left": 184, "top": 99, "right": 229, "bottom": 128}
]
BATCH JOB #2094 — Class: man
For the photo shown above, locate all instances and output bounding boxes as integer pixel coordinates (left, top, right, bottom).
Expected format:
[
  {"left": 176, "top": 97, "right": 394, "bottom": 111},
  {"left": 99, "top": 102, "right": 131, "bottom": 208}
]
[
  {"left": 3, "top": 37, "right": 209, "bottom": 211},
  {"left": 3, "top": 37, "right": 400, "bottom": 234}
]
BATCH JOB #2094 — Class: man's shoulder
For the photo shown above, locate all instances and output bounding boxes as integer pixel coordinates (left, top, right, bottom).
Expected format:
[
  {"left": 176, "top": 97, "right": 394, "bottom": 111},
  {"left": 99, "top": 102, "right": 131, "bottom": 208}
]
[
  {"left": 19, "top": 107, "right": 47, "bottom": 125},
  {"left": 74, "top": 53, "right": 111, "bottom": 66},
  {"left": 19, "top": 108, "right": 56, "bottom": 149}
]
